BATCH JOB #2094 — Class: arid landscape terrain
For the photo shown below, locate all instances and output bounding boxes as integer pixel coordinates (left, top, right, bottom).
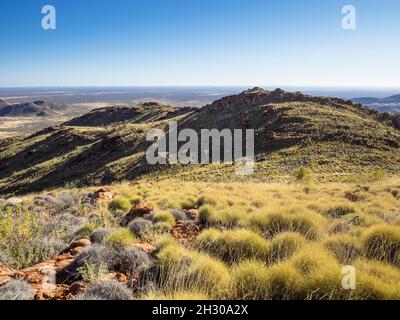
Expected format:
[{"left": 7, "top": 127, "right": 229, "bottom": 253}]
[{"left": 1, "top": 88, "right": 400, "bottom": 300}]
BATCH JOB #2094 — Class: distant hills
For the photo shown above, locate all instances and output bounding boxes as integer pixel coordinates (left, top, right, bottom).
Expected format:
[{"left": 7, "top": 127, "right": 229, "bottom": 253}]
[
  {"left": 351, "top": 94, "right": 400, "bottom": 114},
  {"left": 0, "top": 100, "right": 66, "bottom": 117},
  {"left": 0, "top": 99, "right": 9, "bottom": 108}
]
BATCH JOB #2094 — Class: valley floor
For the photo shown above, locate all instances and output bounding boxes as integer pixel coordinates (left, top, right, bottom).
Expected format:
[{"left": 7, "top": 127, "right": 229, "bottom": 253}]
[{"left": 1, "top": 178, "right": 400, "bottom": 300}]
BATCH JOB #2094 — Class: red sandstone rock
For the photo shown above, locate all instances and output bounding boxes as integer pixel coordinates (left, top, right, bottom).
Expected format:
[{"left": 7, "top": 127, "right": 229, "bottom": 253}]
[
  {"left": 120, "top": 203, "right": 154, "bottom": 226},
  {"left": 93, "top": 186, "right": 115, "bottom": 203}
]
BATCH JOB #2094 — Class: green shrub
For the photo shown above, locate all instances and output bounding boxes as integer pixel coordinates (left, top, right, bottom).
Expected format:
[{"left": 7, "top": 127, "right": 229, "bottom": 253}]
[
  {"left": 108, "top": 196, "right": 131, "bottom": 213},
  {"left": 77, "top": 262, "right": 109, "bottom": 283},
  {"left": 0, "top": 207, "right": 58, "bottom": 269},
  {"left": 105, "top": 228, "right": 137, "bottom": 250},
  {"left": 153, "top": 211, "right": 175, "bottom": 226},
  {"left": 195, "top": 229, "right": 269, "bottom": 263},
  {"left": 362, "top": 225, "right": 400, "bottom": 266}
]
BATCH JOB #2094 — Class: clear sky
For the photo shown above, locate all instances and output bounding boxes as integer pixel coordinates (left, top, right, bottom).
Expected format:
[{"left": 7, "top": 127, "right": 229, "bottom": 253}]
[{"left": 0, "top": 0, "right": 399, "bottom": 87}]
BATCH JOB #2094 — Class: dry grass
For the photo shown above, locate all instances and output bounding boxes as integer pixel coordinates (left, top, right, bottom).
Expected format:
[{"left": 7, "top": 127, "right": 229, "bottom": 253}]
[{"left": 3, "top": 177, "right": 400, "bottom": 300}]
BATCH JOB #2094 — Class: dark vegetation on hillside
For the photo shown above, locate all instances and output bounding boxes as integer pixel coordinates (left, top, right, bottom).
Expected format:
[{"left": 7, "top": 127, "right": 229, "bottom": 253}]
[
  {"left": 1, "top": 88, "right": 400, "bottom": 196},
  {"left": 0, "top": 100, "right": 66, "bottom": 117}
]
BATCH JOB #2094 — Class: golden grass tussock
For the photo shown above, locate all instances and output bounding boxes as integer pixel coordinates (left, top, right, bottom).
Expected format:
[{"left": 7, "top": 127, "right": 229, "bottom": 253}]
[
  {"left": 195, "top": 228, "right": 269, "bottom": 263},
  {"left": 247, "top": 209, "right": 326, "bottom": 240},
  {"left": 362, "top": 224, "right": 400, "bottom": 266},
  {"left": 155, "top": 241, "right": 233, "bottom": 298}
]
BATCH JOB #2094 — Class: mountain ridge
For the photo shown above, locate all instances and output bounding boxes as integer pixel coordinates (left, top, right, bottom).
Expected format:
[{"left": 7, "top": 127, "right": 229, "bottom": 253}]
[
  {"left": 1, "top": 88, "right": 400, "bottom": 196},
  {"left": 0, "top": 100, "right": 66, "bottom": 117}
]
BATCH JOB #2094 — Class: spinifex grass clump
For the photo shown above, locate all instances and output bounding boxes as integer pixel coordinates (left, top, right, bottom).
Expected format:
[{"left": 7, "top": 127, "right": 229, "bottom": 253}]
[
  {"left": 362, "top": 225, "right": 400, "bottom": 266},
  {"left": 155, "top": 242, "right": 232, "bottom": 298},
  {"left": 153, "top": 211, "right": 176, "bottom": 226},
  {"left": 288, "top": 245, "right": 348, "bottom": 300},
  {"left": 233, "top": 260, "right": 270, "bottom": 300},
  {"left": 141, "top": 291, "right": 210, "bottom": 300},
  {"left": 353, "top": 259, "right": 400, "bottom": 299},
  {"left": 247, "top": 209, "right": 326, "bottom": 240},
  {"left": 266, "top": 232, "right": 306, "bottom": 264},
  {"left": 105, "top": 228, "right": 137, "bottom": 250},
  {"left": 108, "top": 195, "right": 131, "bottom": 213},
  {"left": 324, "top": 234, "right": 362, "bottom": 264},
  {"left": 195, "top": 229, "right": 269, "bottom": 263}
]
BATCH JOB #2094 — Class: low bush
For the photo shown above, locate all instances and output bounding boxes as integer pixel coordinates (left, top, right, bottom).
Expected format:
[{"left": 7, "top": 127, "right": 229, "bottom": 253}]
[
  {"left": 65, "top": 245, "right": 115, "bottom": 281},
  {"left": 77, "top": 262, "right": 109, "bottom": 283},
  {"left": 0, "top": 280, "right": 34, "bottom": 300},
  {"left": 150, "top": 222, "right": 173, "bottom": 236},
  {"left": 171, "top": 210, "right": 188, "bottom": 222},
  {"left": 90, "top": 228, "right": 117, "bottom": 244},
  {"left": 77, "top": 280, "right": 133, "bottom": 300},
  {"left": 263, "top": 262, "right": 304, "bottom": 299},
  {"left": 128, "top": 218, "right": 153, "bottom": 238},
  {"left": 195, "top": 229, "right": 269, "bottom": 263},
  {"left": 112, "top": 248, "right": 152, "bottom": 276}
]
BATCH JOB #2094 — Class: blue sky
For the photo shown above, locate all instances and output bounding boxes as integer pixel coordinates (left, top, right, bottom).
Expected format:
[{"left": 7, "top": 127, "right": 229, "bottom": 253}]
[{"left": 0, "top": 0, "right": 399, "bottom": 87}]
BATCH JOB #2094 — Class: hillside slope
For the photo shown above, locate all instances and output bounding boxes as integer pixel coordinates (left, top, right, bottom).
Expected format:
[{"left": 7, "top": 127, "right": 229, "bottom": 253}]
[
  {"left": 1, "top": 88, "right": 400, "bottom": 195},
  {"left": 0, "top": 101, "right": 65, "bottom": 117}
]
